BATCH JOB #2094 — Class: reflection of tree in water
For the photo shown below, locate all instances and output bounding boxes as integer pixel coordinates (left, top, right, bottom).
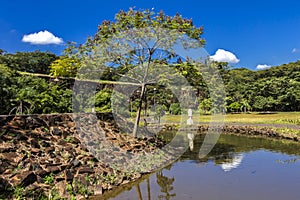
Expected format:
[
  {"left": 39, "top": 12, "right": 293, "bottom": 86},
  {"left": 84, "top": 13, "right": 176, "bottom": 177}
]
[
  {"left": 180, "top": 134, "right": 237, "bottom": 164},
  {"left": 135, "top": 177, "right": 151, "bottom": 200},
  {"left": 156, "top": 166, "right": 176, "bottom": 200},
  {"left": 199, "top": 143, "right": 236, "bottom": 165}
]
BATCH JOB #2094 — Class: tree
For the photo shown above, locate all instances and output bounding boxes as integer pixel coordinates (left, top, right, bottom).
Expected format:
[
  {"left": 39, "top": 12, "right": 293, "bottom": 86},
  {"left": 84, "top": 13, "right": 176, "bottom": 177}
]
[
  {"left": 228, "top": 102, "right": 242, "bottom": 112},
  {"left": 69, "top": 8, "right": 206, "bottom": 137},
  {"left": 0, "top": 64, "right": 15, "bottom": 114},
  {"left": 253, "top": 96, "right": 267, "bottom": 111},
  {"left": 240, "top": 99, "right": 251, "bottom": 112},
  {"left": 8, "top": 75, "right": 72, "bottom": 114},
  {"left": 93, "top": 88, "right": 112, "bottom": 112},
  {"left": 154, "top": 104, "right": 167, "bottom": 124},
  {"left": 0, "top": 50, "right": 58, "bottom": 74},
  {"left": 169, "top": 103, "right": 181, "bottom": 115},
  {"left": 199, "top": 98, "right": 211, "bottom": 114},
  {"left": 49, "top": 57, "right": 80, "bottom": 77}
]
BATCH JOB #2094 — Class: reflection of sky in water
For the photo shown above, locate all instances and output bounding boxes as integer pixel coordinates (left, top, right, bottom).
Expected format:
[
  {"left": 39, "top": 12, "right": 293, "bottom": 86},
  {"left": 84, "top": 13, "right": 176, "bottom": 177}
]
[
  {"left": 105, "top": 133, "right": 300, "bottom": 200},
  {"left": 108, "top": 150, "right": 300, "bottom": 200},
  {"left": 220, "top": 154, "right": 244, "bottom": 172}
]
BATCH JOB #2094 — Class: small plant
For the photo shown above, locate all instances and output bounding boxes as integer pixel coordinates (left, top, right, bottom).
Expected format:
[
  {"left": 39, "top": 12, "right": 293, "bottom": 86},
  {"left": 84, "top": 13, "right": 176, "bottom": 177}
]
[
  {"left": 66, "top": 183, "right": 76, "bottom": 200},
  {"left": 85, "top": 175, "right": 91, "bottom": 183},
  {"left": 41, "top": 126, "right": 49, "bottom": 132},
  {"left": 76, "top": 181, "right": 93, "bottom": 196},
  {"left": 44, "top": 173, "right": 54, "bottom": 185},
  {"left": 64, "top": 136, "right": 74, "bottom": 143},
  {"left": 148, "top": 142, "right": 154, "bottom": 147},
  {"left": 61, "top": 151, "right": 70, "bottom": 159},
  {"left": 13, "top": 185, "right": 25, "bottom": 200},
  {"left": 13, "top": 164, "right": 23, "bottom": 173},
  {"left": 48, "top": 187, "right": 64, "bottom": 200}
]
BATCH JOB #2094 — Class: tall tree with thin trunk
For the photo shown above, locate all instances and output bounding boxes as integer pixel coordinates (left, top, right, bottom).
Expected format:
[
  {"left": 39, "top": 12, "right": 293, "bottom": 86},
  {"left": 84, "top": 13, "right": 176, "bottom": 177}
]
[{"left": 67, "top": 8, "right": 205, "bottom": 137}]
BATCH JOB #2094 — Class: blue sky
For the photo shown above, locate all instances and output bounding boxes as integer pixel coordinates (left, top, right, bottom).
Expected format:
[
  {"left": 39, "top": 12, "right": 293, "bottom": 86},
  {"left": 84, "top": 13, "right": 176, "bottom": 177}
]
[{"left": 1, "top": 0, "right": 300, "bottom": 70}]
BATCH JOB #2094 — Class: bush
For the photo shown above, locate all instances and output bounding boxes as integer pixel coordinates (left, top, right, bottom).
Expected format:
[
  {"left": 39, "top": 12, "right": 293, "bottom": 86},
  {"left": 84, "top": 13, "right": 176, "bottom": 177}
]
[{"left": 169, "top": 103, "right": 181, "bottom": 115}]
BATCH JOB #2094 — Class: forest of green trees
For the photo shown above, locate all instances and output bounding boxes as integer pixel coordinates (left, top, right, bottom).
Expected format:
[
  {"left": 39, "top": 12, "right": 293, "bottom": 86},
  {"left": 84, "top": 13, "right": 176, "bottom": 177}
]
[{"left": 0, "top": 49, "right": 299, "bottom": 115}]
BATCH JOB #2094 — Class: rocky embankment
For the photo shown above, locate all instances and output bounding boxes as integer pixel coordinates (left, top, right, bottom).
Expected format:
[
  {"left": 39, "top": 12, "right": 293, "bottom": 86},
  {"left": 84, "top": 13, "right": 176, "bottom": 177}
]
[{"left": 0, "top": 114, "right": 164, "bottom": 199}]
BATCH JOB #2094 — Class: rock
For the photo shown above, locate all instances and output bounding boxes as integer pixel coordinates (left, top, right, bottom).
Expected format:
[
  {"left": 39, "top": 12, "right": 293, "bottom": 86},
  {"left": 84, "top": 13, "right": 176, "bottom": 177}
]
[
  {"left": 94, "top": 184, "right": 102, "bottom": 195},
  {"left": 51, "top": 127, "right": 62, "bottom": 135},
  {"left": 40, "top": 141, "right": 51, "bottom": 147},
  {"left": 77, "top": 167, "right": 94, "bottom": 174},
  {"left": 45, "top": 146, "right": 55, "bottom": 154},
  {"left": 57, "top": 181, "right": 70, "bottom": 199},
  {"left": 0, "top": 177, "right": 11, "bottom": 191},
  {"left": 43, "top": 165, "right": 61, "bottom": 174},
  {"left": 71, "top": 136, "right": 81, "bottom": 144},
  {"left": 30, "top": 138, "right": 40, "bottom": 148},
  {"left": 0, "top": 143, "right": 14, "bottom": 153},
  {"left": 0, "top": 160, "right": 10, "bottom": 174},
  {"left": 57, "top": 139, "right": 67, "bottom": 146},
  {"left": 71, "top": 159, "right": 81, "bottom": 168},
  {"left": 1, "top": 152, "right": 23, "bottom": 164},
  {"left": 65, "top": 169, "right": 74, "bottom": 182},
  {"left": 122, "top": 180, "right": 130, "bottom": 185},
  {"left": 35, "top": 169, "right": 48, "bottom": 177},
  {"left": 30, "top": 147, "right": 41, "bottom": 154},
  {"left": 0, "top": 113, "right": 171, "bottom": 199},
  {"left": 10, "top": 171, "right": 37, "bottom": 187}
]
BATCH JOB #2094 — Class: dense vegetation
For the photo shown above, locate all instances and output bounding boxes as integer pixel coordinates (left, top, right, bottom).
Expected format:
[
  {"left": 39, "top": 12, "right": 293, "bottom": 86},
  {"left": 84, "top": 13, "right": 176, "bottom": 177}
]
[
  {"left": 0, "top": 61, "right": 72, "bottom": 115},
  {"left": 223, "top": 62, "right": 300, "bottom": 112},
  {"left": 1, "top": 49, "right": 299, "bottom": 115},
  {"left": 0, "top": 9, "right": 299, "bottom": 116}
]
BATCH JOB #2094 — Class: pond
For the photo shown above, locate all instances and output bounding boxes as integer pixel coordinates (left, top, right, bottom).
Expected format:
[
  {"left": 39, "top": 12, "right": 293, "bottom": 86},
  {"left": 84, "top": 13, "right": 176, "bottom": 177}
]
[{"left": 95, "top": 133, "right": 300, "bottom": 200}]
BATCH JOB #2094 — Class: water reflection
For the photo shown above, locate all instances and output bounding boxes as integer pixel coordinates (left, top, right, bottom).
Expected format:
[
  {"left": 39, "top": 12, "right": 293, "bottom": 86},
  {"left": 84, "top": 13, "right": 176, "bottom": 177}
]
[
  {"left": 220, "top": 153, "right": 244, "bottom": 172},
  {"left": 156, "top": 167, "right": 176, "bottom": 200},
  {"left": 187, "top": 133, "right": 195, "bottom": 151},
  {"left": 93, "top": 133, "right": 300, "bottom": 200}
]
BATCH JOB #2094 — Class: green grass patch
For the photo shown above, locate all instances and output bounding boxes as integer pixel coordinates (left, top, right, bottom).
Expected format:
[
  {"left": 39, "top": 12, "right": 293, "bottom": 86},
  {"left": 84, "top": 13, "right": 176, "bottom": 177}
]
[{"left": 162, "top": 112, "right": 300, "bottom": 125}]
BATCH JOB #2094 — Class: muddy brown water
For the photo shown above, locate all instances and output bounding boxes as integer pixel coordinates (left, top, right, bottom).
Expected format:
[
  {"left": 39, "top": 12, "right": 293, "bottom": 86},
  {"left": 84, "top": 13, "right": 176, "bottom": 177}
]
[{"left": 92, "top": 132, "right": 300, "bottom": 200}]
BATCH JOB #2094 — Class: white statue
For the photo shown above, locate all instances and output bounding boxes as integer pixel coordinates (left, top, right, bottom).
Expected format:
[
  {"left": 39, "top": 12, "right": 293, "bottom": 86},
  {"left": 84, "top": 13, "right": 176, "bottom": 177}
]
[{"left": 187, "top": 108, "right": 193, "bottom": 125}]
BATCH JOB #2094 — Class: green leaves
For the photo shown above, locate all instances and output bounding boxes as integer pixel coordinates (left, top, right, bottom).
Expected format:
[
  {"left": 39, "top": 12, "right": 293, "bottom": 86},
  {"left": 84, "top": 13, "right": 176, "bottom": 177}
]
[
  {"left": 49, "top": 57, "right": 80, "bottom": 78},
  {"left": 0, "top": 50, "right": 58, "bottom": 74},
  {"left": 222, "top": 60, "right": 300, "bottom": 112},
  {"left": 94, "top": 88, "right": 113, "bottom": 113},
  {"left": 2, "top": 74, "right": 72, "bottom": 115}
]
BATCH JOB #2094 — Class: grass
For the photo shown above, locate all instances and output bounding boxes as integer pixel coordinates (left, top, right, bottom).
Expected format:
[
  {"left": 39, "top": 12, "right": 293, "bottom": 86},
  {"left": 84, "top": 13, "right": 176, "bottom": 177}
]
[
  {"left": 158, "top": 112, "right": 300, "bottom": 138},
  {"left": 162, "top": 112, "right": 300, "bottom": 125}
]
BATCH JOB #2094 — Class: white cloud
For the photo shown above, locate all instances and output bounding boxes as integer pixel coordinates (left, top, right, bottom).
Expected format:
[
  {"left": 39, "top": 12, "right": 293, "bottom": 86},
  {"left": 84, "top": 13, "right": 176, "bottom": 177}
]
[
  {"left": 292, "top": 48, "right": 297, "bottom": 53},
  {"left": 256, "top": 64, "right": 272, "bottom": 70},
  {"left": 22, "top": 30, "right": 63, "bottom": 45},
  {"left": 210, "top": 49, "right": 240, "bottom": 63}
]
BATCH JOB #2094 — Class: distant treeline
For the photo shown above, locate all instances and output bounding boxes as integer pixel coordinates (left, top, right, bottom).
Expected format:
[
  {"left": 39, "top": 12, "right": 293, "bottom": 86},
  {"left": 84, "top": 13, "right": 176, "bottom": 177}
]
[{"left": 0, "top": 50, "right": 299, "bottom": 115}]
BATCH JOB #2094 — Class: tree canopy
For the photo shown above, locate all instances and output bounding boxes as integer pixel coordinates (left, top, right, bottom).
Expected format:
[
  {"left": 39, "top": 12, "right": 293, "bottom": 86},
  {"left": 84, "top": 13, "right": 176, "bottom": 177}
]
[{"left": 0, "top": 50, "right": 58, "bottom": 74}]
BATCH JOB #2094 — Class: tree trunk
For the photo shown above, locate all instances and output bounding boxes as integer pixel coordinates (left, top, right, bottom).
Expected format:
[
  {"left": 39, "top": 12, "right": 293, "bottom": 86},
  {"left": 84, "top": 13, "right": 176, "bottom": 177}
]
[
  {"left": 132, "top": 83, "right": 146, "bottom": 137},
  {"left": 132, "top": 48, "right": 153, "bottom": 137}
]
